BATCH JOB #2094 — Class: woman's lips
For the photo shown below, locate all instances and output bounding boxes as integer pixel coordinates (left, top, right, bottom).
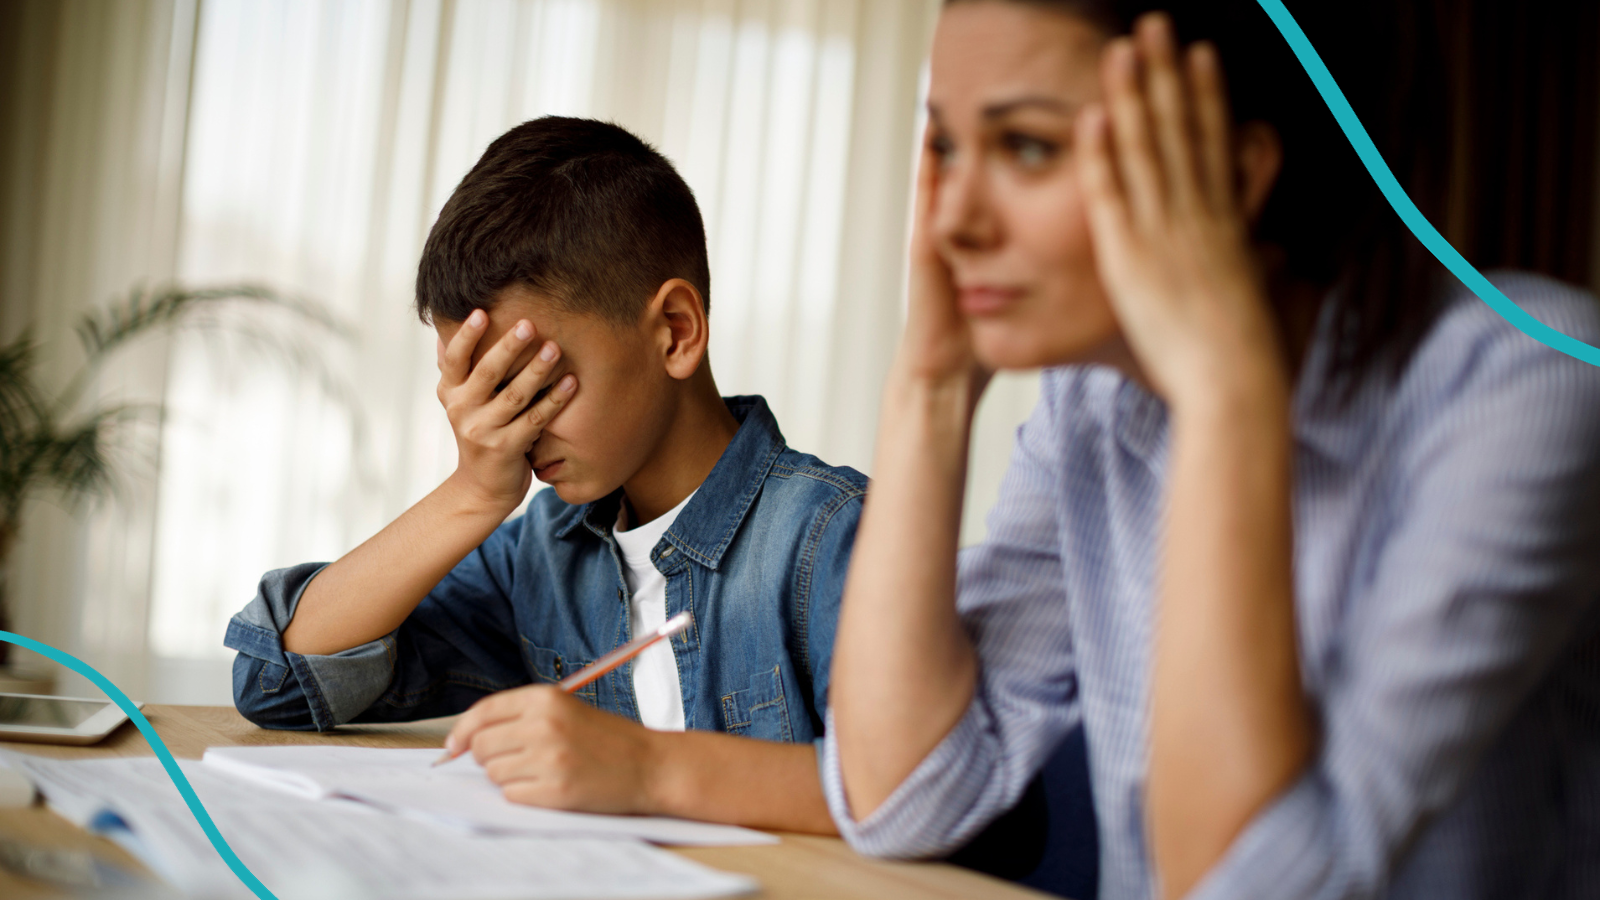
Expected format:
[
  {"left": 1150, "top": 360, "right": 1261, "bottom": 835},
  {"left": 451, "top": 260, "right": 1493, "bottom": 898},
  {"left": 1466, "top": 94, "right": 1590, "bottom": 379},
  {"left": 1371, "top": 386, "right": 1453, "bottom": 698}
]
[{"left": 957, "top": 286, "right": 1024, "bottom": 316}]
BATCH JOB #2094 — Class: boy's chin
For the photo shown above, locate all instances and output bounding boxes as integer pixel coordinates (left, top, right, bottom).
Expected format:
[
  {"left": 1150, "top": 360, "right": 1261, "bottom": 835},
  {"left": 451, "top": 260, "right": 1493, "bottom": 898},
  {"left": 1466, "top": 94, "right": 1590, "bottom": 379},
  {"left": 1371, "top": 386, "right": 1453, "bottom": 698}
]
[{"left": 549, "top": 480, "right": 612, "bottom": 507}]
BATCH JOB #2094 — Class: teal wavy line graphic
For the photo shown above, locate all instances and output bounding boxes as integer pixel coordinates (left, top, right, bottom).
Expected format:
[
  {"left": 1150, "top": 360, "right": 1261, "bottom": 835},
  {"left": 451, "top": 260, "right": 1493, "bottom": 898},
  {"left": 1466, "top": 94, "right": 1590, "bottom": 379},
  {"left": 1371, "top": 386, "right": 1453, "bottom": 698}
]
[
  {"left": 0, "top": 630, "right": 279, "bottom": 900},
  {"left": 1254, "top": 0, "right": 1600, "bottom": 368}
]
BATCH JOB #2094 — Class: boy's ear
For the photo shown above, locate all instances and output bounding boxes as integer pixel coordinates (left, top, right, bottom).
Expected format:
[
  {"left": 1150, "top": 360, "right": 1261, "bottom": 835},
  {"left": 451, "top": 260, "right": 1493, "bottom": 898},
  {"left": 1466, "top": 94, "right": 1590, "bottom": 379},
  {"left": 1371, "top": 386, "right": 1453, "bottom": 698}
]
[{"left": 649, "top": 278, "right": 710, "bottom": 381}]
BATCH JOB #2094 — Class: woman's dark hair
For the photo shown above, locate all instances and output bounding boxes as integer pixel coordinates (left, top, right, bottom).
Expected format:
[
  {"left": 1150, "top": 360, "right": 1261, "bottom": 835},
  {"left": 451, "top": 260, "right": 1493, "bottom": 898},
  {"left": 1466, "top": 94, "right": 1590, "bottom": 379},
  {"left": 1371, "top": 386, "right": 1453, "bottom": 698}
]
[{"left": 953, "top": 0, "right": 1453, "bottom": 398}]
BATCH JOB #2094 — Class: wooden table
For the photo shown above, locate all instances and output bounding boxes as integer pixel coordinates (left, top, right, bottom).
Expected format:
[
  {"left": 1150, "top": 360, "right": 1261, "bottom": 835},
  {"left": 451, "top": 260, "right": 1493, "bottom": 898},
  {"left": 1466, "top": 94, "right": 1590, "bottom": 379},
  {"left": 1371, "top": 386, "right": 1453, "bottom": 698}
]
[{"left": 0, "top": 705, "right": 1052, "bottom": 900}]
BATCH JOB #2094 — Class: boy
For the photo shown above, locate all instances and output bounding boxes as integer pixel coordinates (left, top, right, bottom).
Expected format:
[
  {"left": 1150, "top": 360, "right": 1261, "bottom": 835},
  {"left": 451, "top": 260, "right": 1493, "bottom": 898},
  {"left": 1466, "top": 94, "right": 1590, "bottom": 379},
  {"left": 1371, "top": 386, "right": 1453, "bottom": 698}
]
[{"left": 224, "top": 117, "right": 865, "bottom": 833}]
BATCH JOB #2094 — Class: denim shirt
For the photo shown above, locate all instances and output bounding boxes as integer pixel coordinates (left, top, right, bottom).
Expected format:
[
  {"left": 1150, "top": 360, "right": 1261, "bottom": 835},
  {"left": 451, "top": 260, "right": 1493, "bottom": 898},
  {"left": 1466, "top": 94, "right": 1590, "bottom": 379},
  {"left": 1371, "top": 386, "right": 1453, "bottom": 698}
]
[{"left": 225, "top": 395, "right": 867, "bottom": 744}]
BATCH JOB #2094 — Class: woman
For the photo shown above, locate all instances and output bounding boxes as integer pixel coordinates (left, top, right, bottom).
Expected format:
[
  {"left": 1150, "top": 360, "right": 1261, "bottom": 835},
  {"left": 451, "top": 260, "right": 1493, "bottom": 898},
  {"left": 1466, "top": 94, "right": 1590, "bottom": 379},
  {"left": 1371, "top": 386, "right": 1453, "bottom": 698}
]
[{"left": 823, "top": 2, "right": 1600, "bottom": 898}]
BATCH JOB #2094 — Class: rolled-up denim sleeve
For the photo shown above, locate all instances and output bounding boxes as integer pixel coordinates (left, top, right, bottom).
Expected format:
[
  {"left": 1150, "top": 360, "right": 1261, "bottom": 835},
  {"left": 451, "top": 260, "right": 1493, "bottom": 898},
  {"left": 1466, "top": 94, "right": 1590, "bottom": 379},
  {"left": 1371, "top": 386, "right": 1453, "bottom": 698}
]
[
  {"left": 226, "top": 516, "right": 532, "bottom": 732},
  {"left": 821, "top": 370, "right": 1081, "bottom": 856},
  {"left": 225, "top": 562, "right": 396, "bottom": 731}
]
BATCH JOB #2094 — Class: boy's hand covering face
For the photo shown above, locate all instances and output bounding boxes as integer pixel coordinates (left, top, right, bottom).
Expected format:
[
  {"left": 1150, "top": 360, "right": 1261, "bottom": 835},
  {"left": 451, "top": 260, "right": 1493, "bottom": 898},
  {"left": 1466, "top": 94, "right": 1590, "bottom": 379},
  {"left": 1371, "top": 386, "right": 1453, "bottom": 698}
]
[
  {"left": 448, "top": 686, "right": 657, "bottom": 814},
  {"left": 437, "top": 308, "right": 577, "bottom": 513}
]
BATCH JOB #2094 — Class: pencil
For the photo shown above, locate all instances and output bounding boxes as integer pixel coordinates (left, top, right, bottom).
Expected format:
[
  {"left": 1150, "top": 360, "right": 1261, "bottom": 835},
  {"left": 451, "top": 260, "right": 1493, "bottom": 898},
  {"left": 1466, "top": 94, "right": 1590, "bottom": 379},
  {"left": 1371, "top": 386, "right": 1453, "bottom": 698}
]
[{"left": 431, "top": 610, "right": 694, "bottom": 767}]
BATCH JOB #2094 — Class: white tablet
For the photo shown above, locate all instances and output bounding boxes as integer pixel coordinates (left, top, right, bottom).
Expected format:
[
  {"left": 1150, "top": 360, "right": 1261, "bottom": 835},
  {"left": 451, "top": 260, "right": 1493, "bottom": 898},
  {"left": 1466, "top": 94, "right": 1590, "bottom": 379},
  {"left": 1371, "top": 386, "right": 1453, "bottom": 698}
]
[{"left": 0, "top": 692, "right": 139, "bottom": 745}]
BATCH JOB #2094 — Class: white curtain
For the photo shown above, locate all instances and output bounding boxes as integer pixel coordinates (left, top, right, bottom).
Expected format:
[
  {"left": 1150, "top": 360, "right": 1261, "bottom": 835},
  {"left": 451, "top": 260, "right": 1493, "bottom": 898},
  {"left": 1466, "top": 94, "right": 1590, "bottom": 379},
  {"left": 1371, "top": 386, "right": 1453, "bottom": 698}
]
[
  {"left": 2, "top": 0, "right": 199, "bottom": 700},
  {"left": 6, "top": 0, "right": 1041, "bottom": 704}
]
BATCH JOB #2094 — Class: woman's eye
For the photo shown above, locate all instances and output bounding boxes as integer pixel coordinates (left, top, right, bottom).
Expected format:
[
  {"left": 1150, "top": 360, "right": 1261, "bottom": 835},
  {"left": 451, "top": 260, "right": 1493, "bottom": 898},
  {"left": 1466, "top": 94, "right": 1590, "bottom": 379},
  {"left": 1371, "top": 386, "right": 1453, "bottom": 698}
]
[
  {"left": 1003, "top": 133, "right": 1058, "bottom": 169},
  {"left": 928, "top": 132, "right": 957, "bottom": 167}
]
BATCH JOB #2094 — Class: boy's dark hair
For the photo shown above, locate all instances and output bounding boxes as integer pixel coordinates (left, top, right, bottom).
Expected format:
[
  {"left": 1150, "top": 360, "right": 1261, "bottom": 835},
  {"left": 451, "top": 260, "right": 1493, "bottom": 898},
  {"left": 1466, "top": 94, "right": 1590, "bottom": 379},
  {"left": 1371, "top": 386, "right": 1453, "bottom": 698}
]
[{"left": 416, "top": 116, "right": 710, "bottom": 325}]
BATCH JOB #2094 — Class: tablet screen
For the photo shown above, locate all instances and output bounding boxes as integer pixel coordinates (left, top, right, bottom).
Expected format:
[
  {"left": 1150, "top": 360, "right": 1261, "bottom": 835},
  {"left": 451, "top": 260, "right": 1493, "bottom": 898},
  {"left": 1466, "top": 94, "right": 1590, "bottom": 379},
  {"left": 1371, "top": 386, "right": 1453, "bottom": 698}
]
[{"left": 0, "top": 695, "right": 112, "bottom": 728}]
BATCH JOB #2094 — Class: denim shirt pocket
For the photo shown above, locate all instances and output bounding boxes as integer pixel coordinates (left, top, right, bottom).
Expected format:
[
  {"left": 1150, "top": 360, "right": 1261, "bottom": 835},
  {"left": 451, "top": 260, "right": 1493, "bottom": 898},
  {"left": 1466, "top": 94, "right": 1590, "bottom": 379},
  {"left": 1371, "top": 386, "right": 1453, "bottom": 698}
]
[
  {"left": 520, "top": 638, "right": 599, "bottom": 703},
  {"left": 719, "top": 665, "right": 793, "bottom": 742}
]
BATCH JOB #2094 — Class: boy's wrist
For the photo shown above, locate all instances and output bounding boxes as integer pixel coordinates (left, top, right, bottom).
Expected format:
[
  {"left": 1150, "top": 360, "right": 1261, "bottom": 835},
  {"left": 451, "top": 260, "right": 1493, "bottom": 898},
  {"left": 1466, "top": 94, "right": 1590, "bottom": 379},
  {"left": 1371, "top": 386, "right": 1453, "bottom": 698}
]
[
  {"left": 634, "top": 728, "right": 678, "bottom": 817},
  {"left": 440, "top": 469, "right": 526, "bottom": 522}
]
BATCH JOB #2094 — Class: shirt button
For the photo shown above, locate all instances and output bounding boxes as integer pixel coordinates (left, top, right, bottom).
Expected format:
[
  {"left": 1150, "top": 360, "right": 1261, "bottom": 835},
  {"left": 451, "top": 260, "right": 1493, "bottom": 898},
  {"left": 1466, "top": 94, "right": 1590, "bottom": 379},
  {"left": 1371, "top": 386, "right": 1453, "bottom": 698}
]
[{"left": 660, "top": 547, "right": 675, "bottom": 558}]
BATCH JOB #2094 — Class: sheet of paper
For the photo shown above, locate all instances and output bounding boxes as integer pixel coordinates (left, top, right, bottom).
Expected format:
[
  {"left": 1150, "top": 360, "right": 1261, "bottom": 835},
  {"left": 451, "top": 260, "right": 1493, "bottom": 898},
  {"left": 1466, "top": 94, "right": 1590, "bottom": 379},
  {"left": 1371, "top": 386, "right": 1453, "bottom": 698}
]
[
  {"left": 4, "top": 750, "right": 757, "bottom": 900},
  {"left": 201, "top": 746, "right": 778, "bottom": 847}
]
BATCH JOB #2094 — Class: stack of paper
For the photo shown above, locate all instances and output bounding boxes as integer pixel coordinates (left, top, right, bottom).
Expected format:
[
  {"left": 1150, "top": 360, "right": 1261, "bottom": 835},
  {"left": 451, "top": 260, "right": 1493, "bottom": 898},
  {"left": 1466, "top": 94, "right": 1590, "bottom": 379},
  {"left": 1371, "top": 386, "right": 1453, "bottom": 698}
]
[{"left": 3, "top": 750, "right": 759, "bottom": 899}]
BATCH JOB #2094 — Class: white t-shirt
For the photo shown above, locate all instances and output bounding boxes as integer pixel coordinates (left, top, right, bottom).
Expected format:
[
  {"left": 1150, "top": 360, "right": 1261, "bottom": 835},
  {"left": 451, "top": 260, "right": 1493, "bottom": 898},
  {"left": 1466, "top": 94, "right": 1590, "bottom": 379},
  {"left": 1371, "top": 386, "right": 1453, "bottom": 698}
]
[{"left": 611, "top": 490, "right": 695, "bottom": 732}]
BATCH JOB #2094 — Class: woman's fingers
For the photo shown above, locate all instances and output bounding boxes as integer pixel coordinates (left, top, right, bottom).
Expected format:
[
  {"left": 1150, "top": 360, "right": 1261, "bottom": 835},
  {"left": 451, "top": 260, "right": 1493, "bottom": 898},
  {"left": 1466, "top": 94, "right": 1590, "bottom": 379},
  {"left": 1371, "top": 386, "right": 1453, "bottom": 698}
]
[
  {"left": 912, "top": 122, "right": 941, "bottom": 255},
  {"left": 1187, "top": 41, "right": 1235, "bottom": 211},
  {"left": 1101, "top": 38, "right": 1164, "bottom": 228},
  {"left": 909, "top": 122, "right": 958, "bottom": 316},
  {"left": 1136, "top": 14, "right": 1204, "bottom": 214},
  {"left": 1106, "top": 16, "right": 1234, "bottom": 223},
  {"left": 1076, "top": 105, "right": 1134, "bottom": 263}
]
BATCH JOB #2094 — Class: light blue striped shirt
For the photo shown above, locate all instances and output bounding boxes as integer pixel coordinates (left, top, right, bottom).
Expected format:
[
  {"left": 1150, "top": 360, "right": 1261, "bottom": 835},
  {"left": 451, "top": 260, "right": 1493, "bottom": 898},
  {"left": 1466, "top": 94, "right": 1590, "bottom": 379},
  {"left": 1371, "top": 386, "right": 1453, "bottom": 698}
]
[{"left": 821, "top": 272, "right": 1600, "bottom": 899}]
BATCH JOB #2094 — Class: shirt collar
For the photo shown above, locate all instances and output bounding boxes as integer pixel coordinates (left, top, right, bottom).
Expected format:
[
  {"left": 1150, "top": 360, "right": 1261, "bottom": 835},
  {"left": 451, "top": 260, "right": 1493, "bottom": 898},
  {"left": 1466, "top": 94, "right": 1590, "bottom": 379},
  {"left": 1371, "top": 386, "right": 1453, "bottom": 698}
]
[
  {"left": 1288, "top": 291, "right": 1389, "bottom": 467},
  {"left": 552, "top": 395, "right": 786, "bottom": 571},
  {"left": 1108, "top": 373, "right": 1167, "bottom": 465}
]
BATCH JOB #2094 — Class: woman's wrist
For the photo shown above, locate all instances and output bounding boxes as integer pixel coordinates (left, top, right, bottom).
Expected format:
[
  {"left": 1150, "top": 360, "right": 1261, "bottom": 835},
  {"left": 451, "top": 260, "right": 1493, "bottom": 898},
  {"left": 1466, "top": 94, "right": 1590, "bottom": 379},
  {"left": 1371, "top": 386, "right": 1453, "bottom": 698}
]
[
  {"left": 1165, "top": 345, "right": 1291, "bottom": 432},
  {"left": 885, "top": 361, "right": 987, "bottom": 433}
]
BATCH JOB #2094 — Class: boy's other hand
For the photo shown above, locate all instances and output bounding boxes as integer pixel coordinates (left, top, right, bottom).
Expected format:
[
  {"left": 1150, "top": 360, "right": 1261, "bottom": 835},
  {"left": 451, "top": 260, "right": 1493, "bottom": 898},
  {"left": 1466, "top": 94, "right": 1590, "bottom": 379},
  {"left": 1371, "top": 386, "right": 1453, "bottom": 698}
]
[
  {"left": 447, "top": 685, "right": 659, "bottom": 815},
  {"left": 438, "top": 309, "right": 577, "bottom": 513}
]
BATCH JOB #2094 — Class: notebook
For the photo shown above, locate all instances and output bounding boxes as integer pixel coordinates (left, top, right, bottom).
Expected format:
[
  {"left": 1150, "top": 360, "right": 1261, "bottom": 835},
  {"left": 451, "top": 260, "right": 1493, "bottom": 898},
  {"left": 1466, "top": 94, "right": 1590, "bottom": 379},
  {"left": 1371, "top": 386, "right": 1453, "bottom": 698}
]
[{"left": 200, "top": 745, "right": 777, "bottom": 846}]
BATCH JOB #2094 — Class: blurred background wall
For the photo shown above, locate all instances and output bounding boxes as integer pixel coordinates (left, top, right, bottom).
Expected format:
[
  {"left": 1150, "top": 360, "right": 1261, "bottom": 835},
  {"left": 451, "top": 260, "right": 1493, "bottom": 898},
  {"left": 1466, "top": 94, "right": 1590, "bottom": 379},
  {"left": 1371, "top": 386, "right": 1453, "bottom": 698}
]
[{"left": 1, "top": 0, "right": 1597, "bottom": 705}]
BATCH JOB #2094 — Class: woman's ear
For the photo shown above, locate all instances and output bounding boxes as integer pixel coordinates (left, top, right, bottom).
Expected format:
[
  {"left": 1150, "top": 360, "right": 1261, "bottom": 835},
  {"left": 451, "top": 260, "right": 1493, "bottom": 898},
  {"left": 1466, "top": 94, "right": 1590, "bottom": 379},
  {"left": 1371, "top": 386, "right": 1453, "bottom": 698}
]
[
  {"left": 1234, "top": 121, "right": 1283, "bottom": 224},
  {"left": 650, "top": 278, "right": 710, "bottom": 381}
]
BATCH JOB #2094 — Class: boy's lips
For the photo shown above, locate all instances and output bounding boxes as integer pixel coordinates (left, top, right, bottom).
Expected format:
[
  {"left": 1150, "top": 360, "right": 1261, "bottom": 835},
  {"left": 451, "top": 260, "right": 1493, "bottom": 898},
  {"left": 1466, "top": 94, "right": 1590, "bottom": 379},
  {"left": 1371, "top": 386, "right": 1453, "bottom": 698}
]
[
  {"left": 957, "top": 285, "right": 1025, "bottom": 316},
  {"left": 533, "top": 459, "right": 565, "bottom": 480}
]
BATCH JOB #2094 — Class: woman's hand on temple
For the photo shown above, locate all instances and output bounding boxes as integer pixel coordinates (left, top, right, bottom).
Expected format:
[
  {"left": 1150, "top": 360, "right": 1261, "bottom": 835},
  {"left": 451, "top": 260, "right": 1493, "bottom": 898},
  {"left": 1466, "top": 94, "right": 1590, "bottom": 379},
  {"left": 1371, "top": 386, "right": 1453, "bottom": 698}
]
[
  {"left": 1081, "top": 17, "right": 1309, "bottom": 899},
  {"left": 829, "top": 128, "right": 987, "bottom": 824},
  {"left": 898, "top": 130, "right": 993, "bottom": 401},
  {"left": 1076, "top": 14, "right": 1286, "bottom": 412}
]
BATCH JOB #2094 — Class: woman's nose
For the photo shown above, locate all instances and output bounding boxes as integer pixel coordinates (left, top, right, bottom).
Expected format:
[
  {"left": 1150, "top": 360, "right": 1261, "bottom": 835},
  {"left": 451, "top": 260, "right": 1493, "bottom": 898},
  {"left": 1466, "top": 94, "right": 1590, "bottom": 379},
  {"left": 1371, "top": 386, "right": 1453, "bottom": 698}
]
[{"left": 933, "top": 157, "right": 1001, "bottom": 253}]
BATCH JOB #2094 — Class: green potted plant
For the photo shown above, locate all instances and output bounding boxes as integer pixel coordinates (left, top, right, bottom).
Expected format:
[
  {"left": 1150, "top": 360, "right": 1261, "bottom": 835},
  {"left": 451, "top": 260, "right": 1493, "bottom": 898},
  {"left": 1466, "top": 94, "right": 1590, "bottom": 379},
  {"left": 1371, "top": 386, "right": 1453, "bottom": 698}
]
[{"left": 0, "top": 284, "right": 350, "bottom": 693}]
